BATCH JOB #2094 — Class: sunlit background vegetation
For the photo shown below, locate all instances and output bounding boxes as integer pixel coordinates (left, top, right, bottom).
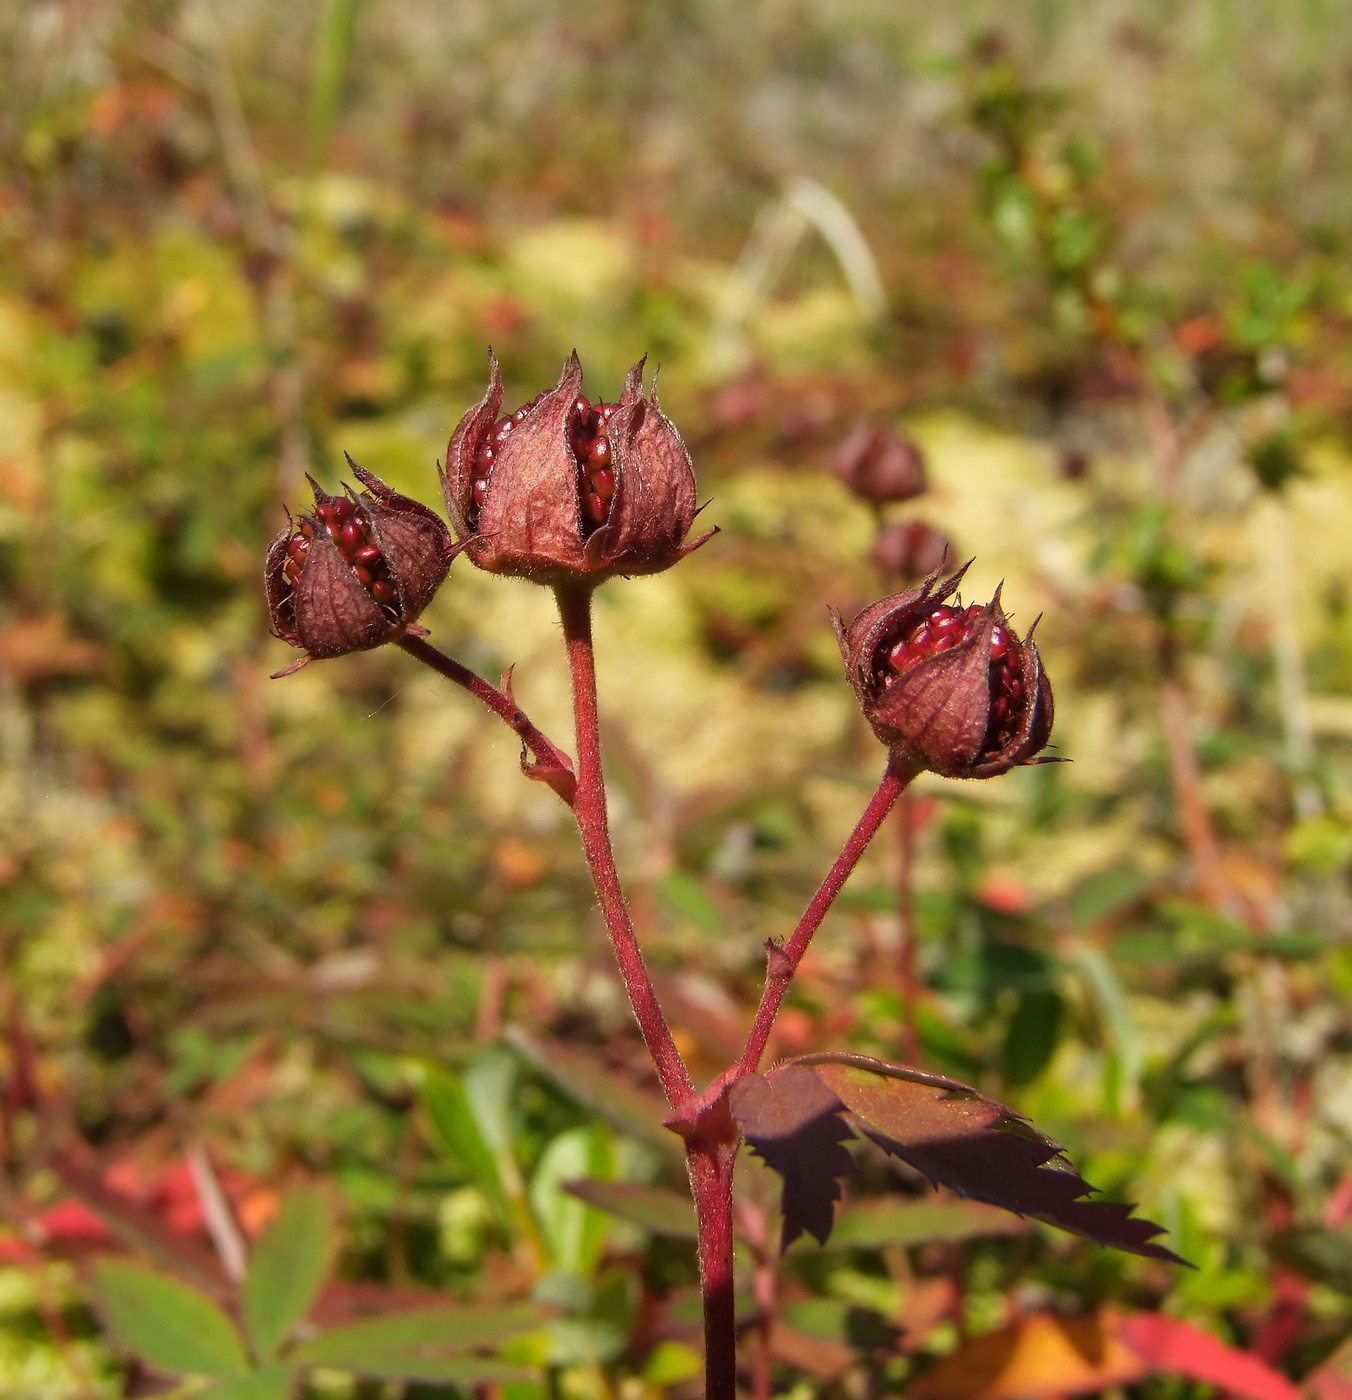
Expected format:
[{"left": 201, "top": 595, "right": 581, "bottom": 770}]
[{"left": 4, "top": 0, "right": 1352, "bottom": 1395}]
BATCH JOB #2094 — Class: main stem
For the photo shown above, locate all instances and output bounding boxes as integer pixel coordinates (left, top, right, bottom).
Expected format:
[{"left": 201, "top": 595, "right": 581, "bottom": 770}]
[
  {"left": 553, "top": 585, "right": 692, "bottom": 1107},
  {"left": 688, "top": 1147, "right": 737, "bottom": 1400},
  {"left": 738, "top": 759, "right": 914, "bottom": 1077}
]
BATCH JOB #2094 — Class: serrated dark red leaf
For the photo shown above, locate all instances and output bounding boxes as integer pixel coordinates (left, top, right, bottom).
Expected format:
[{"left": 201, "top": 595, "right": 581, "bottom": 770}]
[
  {"left": 734, "top": 1054, "right": 1183, "bottom": 1263},
  {"left": 729, "top": 1065, "right": 857, "bottom": 1248}
]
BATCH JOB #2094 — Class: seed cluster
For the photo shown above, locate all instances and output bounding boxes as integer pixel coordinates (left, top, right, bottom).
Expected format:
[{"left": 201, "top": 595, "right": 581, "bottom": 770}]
[
  {"left": 882, "top": 603, "right": 1023, "bottom": 753},
  {"left": 283, "top": 496, "right": 398, "bottom": 617},
  {"left": 569, "top": 396, "right": 618, "bottom": 528},
  {"left": 470, "top": 393, "right": 618, "bottom": 531}
]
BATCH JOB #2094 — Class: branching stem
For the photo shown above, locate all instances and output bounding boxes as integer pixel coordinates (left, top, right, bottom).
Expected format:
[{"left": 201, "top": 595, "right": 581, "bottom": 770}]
[
  {"left": 396, "top": 633, "right": 576, "bottom": 804},
  {"left": 738, "top": 759, "right": 915, "bottom": 1076},
  {"left": 411, "top": 600, "right": 918, "bottom": 1400}
]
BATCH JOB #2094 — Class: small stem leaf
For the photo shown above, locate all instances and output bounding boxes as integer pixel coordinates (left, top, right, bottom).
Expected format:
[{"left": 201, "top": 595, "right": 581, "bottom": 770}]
[
  {"left": 241, "top": 1185, "right": 337, "bottom": 1360},
  {"left": 93, "top": 1258, "right": 250, "bottom": 1378},
  {"left": 729, "top": 1067, "right": 858, "bottom": 1249},
  {"left": 733, "top": 1055, "right": 1183, "bottom": 1262}
]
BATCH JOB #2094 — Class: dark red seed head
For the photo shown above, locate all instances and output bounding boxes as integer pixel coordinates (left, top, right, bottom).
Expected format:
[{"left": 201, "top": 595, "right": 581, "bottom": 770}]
[
  {"left": 441, "top": 350, "right": 709, "bottom": 585},
  {"left": 834, "top": 422, "right": 927, "bottom": 504},
  {"left": 836, "top": 565, "right": 1054, "bottom": 780},
  {"left": 267, "top": 464, "right": 457, "bottom": 671}
]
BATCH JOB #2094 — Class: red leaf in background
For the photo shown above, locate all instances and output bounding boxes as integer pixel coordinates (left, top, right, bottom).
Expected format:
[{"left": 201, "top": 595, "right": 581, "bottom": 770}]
[
  {"left": 729, "top": 1065, "right": 856, "bottom": 1248},
  {"left": 0, "top": 1200, "right": 112, "bottom": 1266},
  {"left": 37, "top": 1200, "right": 112, "bottom": 1245},
  {"left": 732, "top": 1054, "right": 1183, "bottom": 1262},
  {"left": 1114, "top": 1312, "right": 1304, "bottom": 1400}
]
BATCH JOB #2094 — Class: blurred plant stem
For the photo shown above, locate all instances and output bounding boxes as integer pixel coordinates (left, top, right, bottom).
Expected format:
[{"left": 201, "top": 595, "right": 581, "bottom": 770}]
[
  {"left": 475, "top": 956, "right": 509, "bottom": 1043},
  {"left": 1158, "top": 671, "right": 1234, "bottom": 915},
  {"left": 184, "top": 1144, "right": 247, "bottom": 1283},
  {"left": 308, "top": 0, "right": 362, "bottom": 170},
  {"left": 734, "top": 1194, "right": 777, "bottom": 1400},
  {"left": 1143, "top": 391, "right": 1241, "bottom": 917},
  {"left": 177, "top": 5, "right": 307, "bottom": 796},
  {"left": 189, "top": 1, "right": 308, "bottom": 501},
  {"left": 1256, "top": 493, "right": 1321, "bottom": 817},
  {"left": 34, "top": 1262, "right": 96, "bottom": 1400}
]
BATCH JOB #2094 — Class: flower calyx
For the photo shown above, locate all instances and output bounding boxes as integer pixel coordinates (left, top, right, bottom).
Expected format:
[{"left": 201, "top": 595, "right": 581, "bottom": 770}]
[
  {"left": 442, "top": 351, "right": 715, "bottom": 586},
  {"left": 836, "top": 563, "right": 1055, "bottom": 779},
  {"left": 833, "top": 422, "right": 927, "bottom": 505},
  {"left": 266, "top": 461, "right": 457, "bottom": 676}
]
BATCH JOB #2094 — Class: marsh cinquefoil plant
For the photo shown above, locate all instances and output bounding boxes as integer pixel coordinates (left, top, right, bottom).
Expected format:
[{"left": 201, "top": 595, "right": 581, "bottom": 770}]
[{"left": 267, "top": 352, "right": 1181, "bottom": 1400}]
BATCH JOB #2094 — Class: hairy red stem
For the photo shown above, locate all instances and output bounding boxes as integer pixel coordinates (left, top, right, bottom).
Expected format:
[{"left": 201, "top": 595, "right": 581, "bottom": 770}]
[
  {"left": 738, "top": 760, "right": 914, "bottom": 1076},
  {"left": 554, "top": 585, "right": 693, "bottom": 1107},
  {"left": 688, "top": 1147, "right": 738, "bottom": 1400},
  {"left": 396, "top": 633, "right": 576, "bottom": 804}
]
